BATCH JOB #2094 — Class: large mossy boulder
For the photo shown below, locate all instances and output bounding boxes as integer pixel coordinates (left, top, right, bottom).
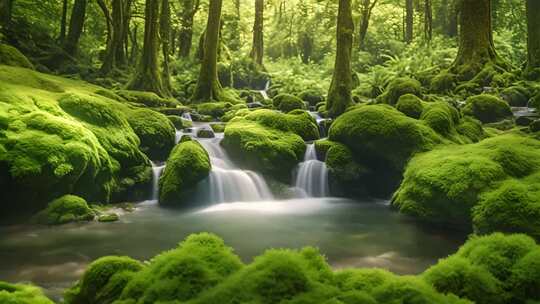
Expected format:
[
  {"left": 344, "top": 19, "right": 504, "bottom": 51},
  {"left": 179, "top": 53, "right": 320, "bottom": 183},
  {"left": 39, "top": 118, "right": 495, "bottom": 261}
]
[
  {"left": 126, "top": 109, "right": 175, "bottom": 161},
  {"left": 396, "top": 94, "right": 424, "bottom": 119},
  {"left": 34, "top": 195, "right": 95, "bottom": 225},
  {"left": 393, "top": 134, "right": 540, "bottom": 235},
  {"left": 0, "top": 281, "right": 54, "bottom": 304},
  {"left": 116, "top": 90, "right": 180, "bottom": 108},
  {"left": 501, "top": 86, "right": 531, "bottom": 107},
  {"left": 0, "top": 44, "right": 34, "bottom": 70},
  {"left": 243, "top": 109, "right": 320, "bottom": 141},
  {"left": 196, "top": 102, "right": 233, "bottom": 119},
  {"left": 222, "top": 118, "right": 305, "bottom": 181},
  {"left": 377, "top": 77, "right": 422, "bottom": 105},
  {"left": 159, "top": 138, "right": 211, "bottom": 206},
  {"left": 462, "top": 94, "right": 513, "bottom": 123},
  {"left": 272, "top": 94, "right": 306, "bottom": 113}
]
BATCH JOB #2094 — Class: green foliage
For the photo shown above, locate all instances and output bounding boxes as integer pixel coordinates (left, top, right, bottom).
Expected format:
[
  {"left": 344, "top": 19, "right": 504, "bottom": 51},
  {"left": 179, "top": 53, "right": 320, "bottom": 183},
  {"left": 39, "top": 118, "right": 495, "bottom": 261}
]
[
  {"left": 159, "top": 138, "right": 211, "bottom": 206},
  {"left": 395, "top": 94, "right": 424, "bottom": 119},
  {"left": 463, "top": 94, "right": 513, "bottom": 123},
  {"left": 0, "top": 281, "right": 54, "bottom": 304},
  {"left": 0, "top": 44, "right": 34, "bottom": 69},
  {"left": 33, "top": 194, "right": 95, "bottom": 225},
  {"left": 244, "top": 109, "right": 319, "bottom": 141}
]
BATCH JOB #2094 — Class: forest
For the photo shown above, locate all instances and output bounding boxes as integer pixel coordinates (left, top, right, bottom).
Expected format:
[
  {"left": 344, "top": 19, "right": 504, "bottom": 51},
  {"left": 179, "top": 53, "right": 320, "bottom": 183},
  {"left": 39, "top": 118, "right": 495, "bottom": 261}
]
[{"left": 0, "top": 0, "right": 540, "bottom": 303}]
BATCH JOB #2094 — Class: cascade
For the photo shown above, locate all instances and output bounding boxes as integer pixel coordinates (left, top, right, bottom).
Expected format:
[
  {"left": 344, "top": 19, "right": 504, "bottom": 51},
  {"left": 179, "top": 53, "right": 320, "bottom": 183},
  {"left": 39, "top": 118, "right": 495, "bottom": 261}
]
[
  {"left": 294, "top": 143, "right": 330, "bottom": 197},
  {"left": 150, "top": 161, "right": 166, "bottom": 200}
]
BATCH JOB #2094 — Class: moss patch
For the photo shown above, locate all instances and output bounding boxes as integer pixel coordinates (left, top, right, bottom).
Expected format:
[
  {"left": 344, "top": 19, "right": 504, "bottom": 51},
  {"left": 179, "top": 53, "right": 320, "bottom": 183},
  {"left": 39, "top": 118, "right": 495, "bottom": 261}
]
[
  {"left": 33, "top": 194, "right": 95, "bottom": 225},
  {"left": 377, "top": 77, "right": 422, "bottom": 105},
  {"left": 463, "top": 94, "right": 513, "bottom": 124},
  {"left": 126, "top": 109, "right": 175, "bottom": 161},
  {"left": 0, "top": 44, "right": 34, "bottom": 70},
  {"left": 243, "top": 109, "right": 320, "bottom": 141},
  {"left": 273, "top": 94, "right": 306, "bottom": 113},
  {"left": 0, "top": 281, "right": 54, "bottom": 304}
]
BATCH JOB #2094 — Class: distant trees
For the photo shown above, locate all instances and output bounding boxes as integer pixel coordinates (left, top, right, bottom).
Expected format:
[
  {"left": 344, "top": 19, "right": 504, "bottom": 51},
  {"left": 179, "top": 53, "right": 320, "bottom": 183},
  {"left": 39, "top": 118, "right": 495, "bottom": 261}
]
[
  {"left": 250, "top": 0, "right": 264, "bottom": 66},
  {"left": 160, "top": 0, "right": 172, "bottom": 91},
  {"left": 64, "top": 0, "right": 88, "bottom": 56},
  {"left": 0, "top": 0, "right": 13, "bottom": 29},
  {"left": 424, "top": 0, "right": 432, "bottom": 41},
  {"left": 192, "top": 0, "right": 224, "bottom": 102},
  {"left": 101, "top": 0, "right": 128, "bottom": 74},
  {"left": 58, "top": 0, "right": 69, "bottom": 42},
  {"left": 405, "top": 0, "right": 413, "bottom": 43},
  {"left": 526, "top": 0, "right": 540, "bottom": 78},
  {"left": 178, "top": 0, "right": 200, "bottom": 58},
  {"left": 358, "top": 0, "right": 378, "bottom": 50},
  {"left": 326, "top": 0, "right": 353, "bottom": 117}
]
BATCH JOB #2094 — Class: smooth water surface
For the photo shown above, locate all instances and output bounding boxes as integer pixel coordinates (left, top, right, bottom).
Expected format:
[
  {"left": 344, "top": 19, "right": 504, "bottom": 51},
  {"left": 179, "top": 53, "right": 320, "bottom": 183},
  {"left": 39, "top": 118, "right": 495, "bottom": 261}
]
[{"left": 0, "top": 198, "right": 464, "bottom": 299}]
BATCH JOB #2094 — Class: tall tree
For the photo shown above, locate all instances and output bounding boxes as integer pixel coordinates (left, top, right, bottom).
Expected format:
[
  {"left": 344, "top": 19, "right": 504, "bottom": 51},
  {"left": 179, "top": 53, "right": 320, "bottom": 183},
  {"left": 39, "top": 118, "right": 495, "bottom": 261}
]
[
  {"left": 127, "top": 0, "right": 166, "bottom": 96},
  {"left": 101, "top": 0, "right": 126, "bottom": 74},
  {"left": 192, "top": 0, "right": 224, "bottom": 102},
  {"left": 0, "top": 0, "right": 13, "bottom": 29},
  {"left": 526, "top": 0, "right": 540, "bottom": 78},
  {"left": 405, "top": 0, "right": 413, "bottom": 43},
  {"left": 326, "top": 0, "right": 353, "bottom": 117},
  {"left": 424, "top": 0, "right": 432, "bottom": 41},
  {"left": 58, "top": 0, "right": 69, "bottom": 42},
  {"left": 96, "top": 0, "right": 113, "bottom": 47},
  {"left": 160, "top": 0, "right": 172, "bottom": 92},
  {"left": 64, "top": 0, "right": 88, "bottom": 56},
  {"left": 178, "top": 0, "right": 200, "bottom": 57},
  {"left": 451, "top": 0, "right": 499, "bottom": 78},
  {"left": 250, "top": 0, "right": 264, "bottom": 66},
  {"left": 358, "top": 0, "right": 378, "bottom": 50}
]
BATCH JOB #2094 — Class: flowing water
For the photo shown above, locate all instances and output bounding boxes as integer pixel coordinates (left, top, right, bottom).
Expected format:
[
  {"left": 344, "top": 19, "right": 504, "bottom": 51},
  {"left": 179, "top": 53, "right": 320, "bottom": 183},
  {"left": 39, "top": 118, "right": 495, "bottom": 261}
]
[
  {"left": 150, "top": 162, "right": 165, "bottom": 201},
  {"left": 295, "top": 144, "right": 330, "bottom": 197}
]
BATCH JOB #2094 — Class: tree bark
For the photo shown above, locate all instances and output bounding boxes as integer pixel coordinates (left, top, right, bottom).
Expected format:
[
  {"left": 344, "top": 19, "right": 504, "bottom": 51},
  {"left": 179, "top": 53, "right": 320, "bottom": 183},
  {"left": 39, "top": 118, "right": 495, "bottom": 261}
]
[
  {"left": 451, "top": 0, "right": 498, "bottom": 78},
  {"left": 192, "top": 0, "right": 224, "bottom": 103},
  {"left": 178, "top": 0, "right": 200, "bottom": 57},
  {"left": 358, "top": 0, "right": 378, "bottom": 50},
  {"left": 250, "top": 0, "right": 264, "bottom": 66},
  {"left": 0, "top": 0, "right": 13, "bottom": 29},
  {"left": 405, "top": 0, "right": 413, "bottom": 43},
  {"left": 64, "top": 0, "right": 88, "bottom": 56},
  {"left": 160, "top": 0, "right": 172, "bottom": 92},
  {"left": 127, "top": 0, "right": 166, "bottom": 96},
  {"left": 526, "top": 0, "right": 540, "bottom": 78},
  {"left": 424, "top": 0, "right": 432, "bottom": 41},
  {"left": 101, "top": 0, "right": 125, "bottom": 75},
  {"left": 58, "top": 0, "right": 69, "bottom": 42},
  {"left": 326, "top": 0, "right": 354, "bottom": 118},
  {"left": 96, "top": 0, "right": 112, "bottom": 47}
]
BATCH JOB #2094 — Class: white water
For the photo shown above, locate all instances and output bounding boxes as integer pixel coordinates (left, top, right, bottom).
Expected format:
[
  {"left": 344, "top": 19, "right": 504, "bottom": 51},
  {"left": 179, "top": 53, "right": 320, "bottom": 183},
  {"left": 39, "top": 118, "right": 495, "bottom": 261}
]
[
  {"left": 182, "top": 112, "right": 193, "bottom": 121},
  {"left": 258, "top": 80, "right": 270, "bottom": 100},
  {"left": 294, "top": 144, "right": 330, "bottom": 197},
  {"left": 309, "top": 111, "right": 331, "bottom": 138},
  {"left": 150, "top": 161, "right": 166, "bottom": 200}
]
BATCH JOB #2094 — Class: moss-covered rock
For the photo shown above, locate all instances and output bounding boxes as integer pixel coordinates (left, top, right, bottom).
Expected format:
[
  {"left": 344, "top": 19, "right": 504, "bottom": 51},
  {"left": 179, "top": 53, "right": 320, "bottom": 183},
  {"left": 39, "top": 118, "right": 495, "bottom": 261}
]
[
  {"left": 159, "top": 138, "right": 211, "bottom": 206},
  {"left": 325, "top": 141, "right": 369, "bottom": 197},
  {"left": 34, "top": 195, "right": 95, "bottom": 225},
  {"left": 98, "top": 213, "right": 119, "bottom": 222},
  {"left": 393, "top": 134, "right": 540, "bottom": 234},
  {"left": 420, "top": 102, "right": 460, "bottom": 136},
  {"left": 431, "top": 71, "right": 457, "bottom": 93},
  {"left": 210, "top": 123, "right": 226, "bottom": 133},
  {"left": 463, "top": 94, "right": 513, "bottom": 123},
  {"left": 0, "top": 281, "right": 54, "bottom": 304},
  {"left": 273, "top": 94, "right": 306, "bottom": 113},
  {"left": 116, "top": 90, "right": 180, "bottom": 108},
  {"left": 501, "top": 86, "right": 531, "bottom": 107},
  {"left": 167, "top": 115, "right": 192, "bottom": 129},
  {"left": 298, "top": 89, "right": 325, "bottom": 106},
  {"left": 196, "top": 102, "right": 233, "bottom": 119},
  {"left": 126, "top": 109, "right": 175, "bottom": 161},
  {"left": 222, "top": 118, "right": 305, "bottom": 181},
  {"left": 377, "top": 77, "right": 422, "bottom": 105},
  {"left": 0, "top": 44, "right": 34, "bottom": 70},
  {"left": 396, "top": 94, "right": 424, "bottom": 119},
  {"left": 243, "top": 109, "right": 320, "bottom": 141}
]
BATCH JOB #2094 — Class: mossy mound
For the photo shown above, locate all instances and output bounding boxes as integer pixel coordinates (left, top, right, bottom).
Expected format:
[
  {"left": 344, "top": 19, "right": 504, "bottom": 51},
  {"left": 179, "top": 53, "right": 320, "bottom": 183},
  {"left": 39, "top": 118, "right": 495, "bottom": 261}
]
[
  {"left": 116, "top": 90, "right": 180, "bottom": 108},
  {"left": 0, "top": 66, "right": 152, "bottom": 219},
  {"left": 298, "top": 89, "right": 325, "bottom": 106},
  {"left": 0, "top": 44, "right": 34, "bottom": 70},
  {"left": 431, "top": 71, "right": 457, "bottom": 93},
  {"left": 196, "top": 102, "right": 233, "bottom": 119},
  {"left": 222, "top": 118, "right": 305, "bottom": 181},
  {"left": 159, "top": 138, "right": 211, "bottom": 206},
  {"left": 273, "top": 94, "right": 306, "bottom": 113},
  {"left": 425, "top": 233, "right": 540, "bottom": 304},
  {"left": 396, "top": 94, "right": 424, "bottom": 119},
  {"left": 243, "top": 109, "right": 320, "bottom": 141},
  {"left": 501, "top": 86, "right": 531, "bottom": 107},
  {"left": 420, "top": 102, "right": 460, "bottom": 136},
  {"left": 33, "top": 195, "right": 95, "bottom": 225},
  {"left": 0, "top": 281, "right": 54, "bottom": 304},
  {"left": 167, "top": 115, "right": 192, "bottom": 129},
  {"left": 126, "top": 109, "right": 175, "bottom": 161},
  {"left": 463, "top": 94, "right": 513, "bottom": 124},
  {"left": 98, "top": 213, "right": 119, "bottom": 222},
  {"left": 377, "top": 77, "right": 422, "bottom": 105},
  {"left": 393, "top": 134, "right": 540, "bottom": 235}
]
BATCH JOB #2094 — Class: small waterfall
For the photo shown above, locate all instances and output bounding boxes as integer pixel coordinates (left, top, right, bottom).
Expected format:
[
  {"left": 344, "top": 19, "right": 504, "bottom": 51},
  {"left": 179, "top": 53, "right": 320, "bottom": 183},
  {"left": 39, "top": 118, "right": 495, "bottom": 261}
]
[
  {"left": 258, "top": 80, "right": 270, "bottom": 100},
  {"left": 182, "top": 112, "right": 193, "bottom": 121},
  {"left": 294, "top": 144, "right": 329, "bottom": 198},
  {"left": 151, "top": 161, "right": 166, "bottom": 200},
  {"left": 197, "top": 135, "right": 273, "bottom": 203},
  {"left": 309, "top": 111, "right": 331, "bottom": 138}
]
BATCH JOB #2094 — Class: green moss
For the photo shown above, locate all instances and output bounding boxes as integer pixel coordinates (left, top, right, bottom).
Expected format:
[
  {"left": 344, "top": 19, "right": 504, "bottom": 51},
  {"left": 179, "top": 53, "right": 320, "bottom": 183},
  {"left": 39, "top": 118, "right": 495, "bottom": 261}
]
[
  {"left": 167, "top": 115, "right": 192, "bottom": 129},
  {"left": 531, "top": 120, "right": 540, "bottom": 132},
  {"left": 431, "top": 71, "right": 457, "bottom": 93},
  {"left": 395, "top": 94, "right": 424, "bottom": 119},
  {"left": 420, "top": 102, "right": 460, "bottom": 136},
  {"left": 196, "top": 102, "right": 233, "bottom": 118},
  {"left": 501, "top": 86, "right": 531, "bottom": 107},
  {"left": 159, "top": 138, "right": 211, "bottom": 206},
  {"left": 0, "top": 281, "right": 54, "bottom": 304},
  {"left": 116, "top": 90, "right": 180, "bottom": 108},
  {"left": 393, "top": 134, "right": 540, "bottom": 231},
  {"left": 463, "top": 94, "right": 513, "bottom": 123},
  {"left": 456, "top": 117, "right": 486, "bottom": 143},
  {"left": 325, "top": 142, "right": 368, "bottom": 197},
  {"left": 509, "top": 249, "right": 540, "bottom": 301},
  {"left": 210, "top": 123, "right": 226, "bottom": 133},
  {"left": 298, "top": 89, "right": 325, "bottom": 106},
  {"left": 34, "top": 194, "right": 95, "bottom": 225},
  {"left": 243, "top": 109, "right": 320, "bottom": 141},
  {"left": 0, "top": 44, "right": 34, "bottom": 70},
  {"left": 273, "top": 94, "right": 306, "bottom": 113},
  {"left": 222, "top": 108, "right": 251, "bottom": 122},
  {"left": 98, "top": 213, "right": 119, "bottom": 222},
  {"left": 222, "top": 118, "right": 305, "bottom": 181},
  {"left": 377, "top": 77, "right": 422, "bottom": 105},
  {"left": 125, "top": 109, "right": 175, "bottom": 161}
]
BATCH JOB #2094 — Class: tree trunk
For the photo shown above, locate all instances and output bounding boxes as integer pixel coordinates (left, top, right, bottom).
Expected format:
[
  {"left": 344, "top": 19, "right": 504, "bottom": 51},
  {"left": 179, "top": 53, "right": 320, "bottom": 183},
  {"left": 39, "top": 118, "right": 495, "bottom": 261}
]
[
  {"left": 250, "top": 0, "right": 264, "bottom": 66},
  {"left": 58, "top": 0, "right": 69, "bottom": 42},
  {"left": 424, "top": 0, "right": 432, "bottom": 41},
  {"left": 121, "top": 0, "right": 132, "bottom": 65},
  {"left": 101, "top": 0, "right": 125, "bottom": 75},
  {"left": 192, "top": 0, "right": 224, "bottom": 103},
  {"left": 451, "top": 0, "right": 498, "bottom": 79},
  {"left": 326, "top": 0, "right": 354, "bottom": 118},
  {"left": 64, "top": 0, "right": 88, "bottom": 56},
  {"left": 0, "top": 0, "right": 13, "bottom": 29},
  {"left": 446, "top": 0, "right": 458, "bottom": 37},
  {"left": 405, "top": 0, "right": 413, "bottom": 43},
  {"left": 129, "top": 24, "right": 139, "bottom": 64},
  {"left": 160, "top": 0, "right": 171, "bottom": 92},
  {"left": 127, "top": 0, "right": 166, "bottom": 96},
  {"left": 526, "top": 0, "right": 540, "bottom": 78},
  {"left": 96, "top": 0, "right": 112, "bottom": 47},
  {"left": 358, "top": 0, "right": 377, "bottom": 50},
  {"left": 178, "top": 0, "right": 199, "bottom": 58}
]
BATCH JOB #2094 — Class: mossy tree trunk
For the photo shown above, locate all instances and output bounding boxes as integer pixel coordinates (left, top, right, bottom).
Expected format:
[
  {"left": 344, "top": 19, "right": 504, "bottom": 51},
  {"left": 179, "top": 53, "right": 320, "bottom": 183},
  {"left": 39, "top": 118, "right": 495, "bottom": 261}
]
[
  {"left": 451, "top": 0, "right": 499, "bottom": 79},
  {"left": 424, "top": 0, "right": 432, "bottom": 41},
  {"left": 127, "top": 0, "right": 167, "bottom": 97},
  {"left": 100, "top": 0, "right": 126, "bottom": 75},
  {"left": 160, "top": 0, "right": 172, "bottom": 92},
  {"left": 526, "top": 0, "right": 540, "bottom": 78},
  {"left": 58, "top": 0, "right": 69, "bottom": 42},
  {"left": 405, "top": 0, "right": 413, "bottom": 43},
  {"left": 0, "top": 0, "right": 13, "bottom": 29},
  {"left": 178, "top": 0, "right": 200, "bottom": 58},
  {"left": 64, "top": 0, "right": 87, "bottom": 56},
  {"left": 358, "top": 0, "right": 378, "bottom": 50},
  {"left": 191, "top": 0, "right": 223, "bottom": 103},
  {"left": 250, "top": 0, "right": 264, "bottom": 66},
  {"left": 96, "top": 0, "right": 112, "bottom": 46},
  {"left": 326, "top": 0, "right": 354, "bottom": 118},
  {"left": 129, "top": 24, "right": 139, "bottom": 64}
]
